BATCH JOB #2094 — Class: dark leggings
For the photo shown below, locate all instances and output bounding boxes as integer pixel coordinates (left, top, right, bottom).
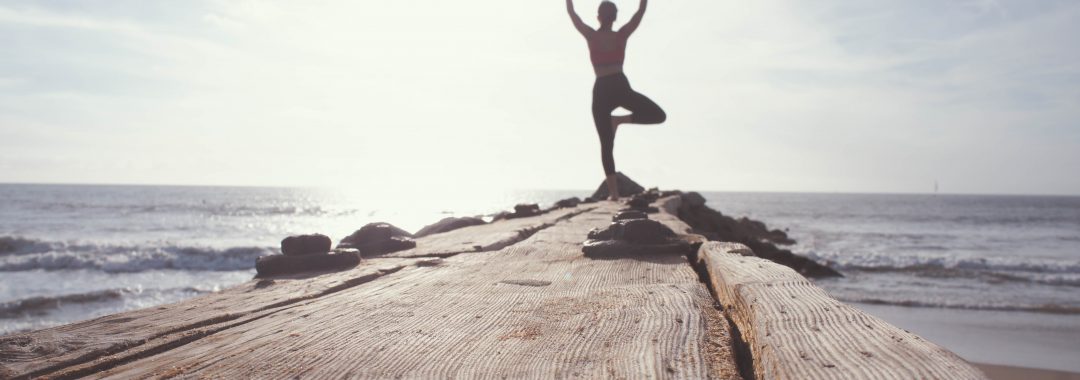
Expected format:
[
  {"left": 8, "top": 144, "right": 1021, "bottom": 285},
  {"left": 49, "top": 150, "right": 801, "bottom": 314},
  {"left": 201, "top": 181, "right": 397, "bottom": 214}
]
[{"left": 592, "top": 73, "right": 666, "bottom": 175}]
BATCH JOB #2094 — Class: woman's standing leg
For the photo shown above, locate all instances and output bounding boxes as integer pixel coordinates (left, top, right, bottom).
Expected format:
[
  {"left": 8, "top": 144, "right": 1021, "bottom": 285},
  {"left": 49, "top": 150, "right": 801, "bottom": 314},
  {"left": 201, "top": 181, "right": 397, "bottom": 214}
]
[
  {"left": 593, "top": 101, "right": 617, "bottom": 177},
  {"left": 593, "top": 82, "right": 619, "bottom": 199}
]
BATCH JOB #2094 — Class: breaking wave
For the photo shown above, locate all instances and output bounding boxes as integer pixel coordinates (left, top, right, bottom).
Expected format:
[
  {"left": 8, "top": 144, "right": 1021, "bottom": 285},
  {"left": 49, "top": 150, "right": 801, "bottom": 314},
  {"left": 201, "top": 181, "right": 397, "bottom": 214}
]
[
  {"left": 0, "top": 287, "right": 214, "bottom": 319},
  {"left": 841, "top": 297, "right": 1080, "bottom": 315},
  {"left": 808, "top": 251, "right": 1080, "bottom": 287},
  {"left": 0, "top": 236, "right": 274, "bottom": 272}
]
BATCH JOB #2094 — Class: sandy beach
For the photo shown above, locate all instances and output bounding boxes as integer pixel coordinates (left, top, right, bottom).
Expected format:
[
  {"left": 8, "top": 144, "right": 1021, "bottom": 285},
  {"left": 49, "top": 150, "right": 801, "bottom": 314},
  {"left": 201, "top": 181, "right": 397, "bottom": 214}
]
[
  {"left": 976, "top": 364, "right": 1080, "bottom": 380},
  {"left": 855, "top": 303, "right": 1080, "bottom": 377}
]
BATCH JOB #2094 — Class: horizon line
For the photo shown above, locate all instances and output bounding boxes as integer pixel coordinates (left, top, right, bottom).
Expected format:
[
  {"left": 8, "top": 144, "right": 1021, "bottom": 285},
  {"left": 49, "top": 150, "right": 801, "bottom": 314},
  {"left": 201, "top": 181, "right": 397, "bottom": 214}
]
[{"left": 2, "top": 181, "right": 1078, "bottom": 198}]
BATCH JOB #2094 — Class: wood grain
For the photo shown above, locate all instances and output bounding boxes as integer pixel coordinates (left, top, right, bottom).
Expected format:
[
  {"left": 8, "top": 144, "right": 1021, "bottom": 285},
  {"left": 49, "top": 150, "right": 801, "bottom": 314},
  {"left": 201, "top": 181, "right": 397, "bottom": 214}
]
[
  {"left": 0, "top": 207, "right": 591, "bottom": 379},
  {"left": 698, "top": 241, "right": 987, "bottom": 380},
  {"left": 1, "top": 202, "right": 739, "bottom": 379},
  {"left": 3, "top": 195, "right": 987, "bottom": 380}
]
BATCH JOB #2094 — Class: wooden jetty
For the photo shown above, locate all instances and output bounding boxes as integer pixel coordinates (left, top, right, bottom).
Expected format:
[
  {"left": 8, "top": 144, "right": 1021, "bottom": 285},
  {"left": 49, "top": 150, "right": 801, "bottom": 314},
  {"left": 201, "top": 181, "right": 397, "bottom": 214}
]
[{"left": 0, "top": 195, "right": 985, "bottom": 379}]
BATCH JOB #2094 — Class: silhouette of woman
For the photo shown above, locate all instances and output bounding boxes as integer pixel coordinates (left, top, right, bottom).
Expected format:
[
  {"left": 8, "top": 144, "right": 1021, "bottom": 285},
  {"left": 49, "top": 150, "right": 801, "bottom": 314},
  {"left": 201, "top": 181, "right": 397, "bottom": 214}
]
[{"left": 567, "top": 0, "right": 666, "bottom": 200}]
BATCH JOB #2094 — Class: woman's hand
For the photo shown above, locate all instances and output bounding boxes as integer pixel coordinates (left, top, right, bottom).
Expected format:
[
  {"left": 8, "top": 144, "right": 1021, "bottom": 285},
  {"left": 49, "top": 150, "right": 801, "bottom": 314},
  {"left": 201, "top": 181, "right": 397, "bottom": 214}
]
[{"left": 566, "top": 0, "right": 594, "bottom": 36}]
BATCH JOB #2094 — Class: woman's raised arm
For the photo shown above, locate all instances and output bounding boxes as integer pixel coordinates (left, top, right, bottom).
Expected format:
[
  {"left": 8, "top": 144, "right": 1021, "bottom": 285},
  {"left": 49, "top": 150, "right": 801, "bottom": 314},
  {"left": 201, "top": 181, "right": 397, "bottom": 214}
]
[
  {"left": 566, "top": 0, "right": 594, "bottom": 36},
  {"left": 618, "top": 0, "right": 647, "bottom": 37}
]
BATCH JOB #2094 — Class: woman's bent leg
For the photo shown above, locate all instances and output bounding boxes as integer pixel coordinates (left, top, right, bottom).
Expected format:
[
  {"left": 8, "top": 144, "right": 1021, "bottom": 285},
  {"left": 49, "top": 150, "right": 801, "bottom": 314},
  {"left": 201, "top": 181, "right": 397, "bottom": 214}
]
[{"left": 622, "top": 90, "right": 666, "bottom": 125}]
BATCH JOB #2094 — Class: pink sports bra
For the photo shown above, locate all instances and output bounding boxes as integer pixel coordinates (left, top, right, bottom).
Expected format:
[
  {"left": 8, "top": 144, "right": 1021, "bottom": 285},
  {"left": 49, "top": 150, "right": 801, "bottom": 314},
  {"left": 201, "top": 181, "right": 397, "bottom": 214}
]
[{"left": 588, "top": 37, "right": 626, "bottom": 67}]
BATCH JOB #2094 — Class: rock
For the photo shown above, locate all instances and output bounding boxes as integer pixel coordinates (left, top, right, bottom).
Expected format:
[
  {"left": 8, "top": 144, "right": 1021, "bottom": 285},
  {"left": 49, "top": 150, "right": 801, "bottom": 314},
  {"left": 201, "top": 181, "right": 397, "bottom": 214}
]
[
  {"left": 674, "top": 195, "right": 841, "bottom": 278},
  {"left": 612, "top": 210, "right": 648, "bottom": 221},
  {"left": 618, "top": 219, "right": 677, "bottom": 244},
  {"left": 637, "top": 190, "right": 661, "bottom": 204},
  {"left": 552, "top": 197, "right": 582, "bottom": 209},
  {"left": 494, "top": 203, "right": 544, "bottom": 221},
  {"left": 365, "top": 237, "right": 417, "bottom": 255},
  {"left": 338, "top": 223, "right": 417, "bottom": 256},
  {"left": 591, "top": 172, "right": 647, "bottom": 200},
  {"left": 681, "top": 192, "right": 707, "bottom": 208},
  {"left": 280, "top": 234, "right": 332, "bottom": 256},
  {"left": 414, "top": 216, "right": 486, "bottom": 238},
  {"left": 586, "top": 225, "right": 614, "bottom": 241},
  {"left": 624, "top": 193, "right": 660, "bottom": 213},
  {"left": 626, "top": 196, "right": 650, "bottom": 209},
  {"left": 582, "top": 218, "right": 690, "bottom": 258},
  {"left": 768, "top": 229, "right": 796, "bottom": 245},
  {"left": 255, "top": 251, "right": 361, "bottom": 277},
  {"left": 340, "top": 223, "right": 413, "bottom": 244},
  {"left": 660, "top": 190, "right": 682, "bottom": 197},
  {"left": 514, "top": 203, "right": 541, "bottom": 217}
]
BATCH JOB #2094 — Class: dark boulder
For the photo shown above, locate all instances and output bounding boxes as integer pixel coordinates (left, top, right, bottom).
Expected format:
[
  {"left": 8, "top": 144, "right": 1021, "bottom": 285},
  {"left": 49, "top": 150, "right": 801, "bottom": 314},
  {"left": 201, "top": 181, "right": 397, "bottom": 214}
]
[
  {"left": 338, "top": 223, "right": 417, "bottom": 256},
  {"left": 682, "top": 192, "right": 707, "bottom": 208},
  {"left": 583, "top": 218, "right": 690, "bottom": 257},
  {"left": 552, "top": 197, "right": 582, "bottom": 209},
  {"left": 358, "top": 237, "right": 416, "bottom": 255},
  {"left": 280, "top": 234, "right": 332, "bottom": 256},
  {"left": 612, "top": 210, "right": 648, "bottom": 221},
  {"left": 660, "top": 190, "right": 682, "bottom": 198},
  {"left": 675, "top": 192, "right": 841, "bottom": 278},
  {"left": 624, "top": 193, "right": 660, "bottom": 213},
  {"left": 340, "top": 223, "right": 413, "bottom": 244},
  {"left": 627, "top": 196, "right": 650, "bottom": 209},
  {"left": 414, "top": 216, "right": 486, "bottom": 238},
  {"left": 494, "top": 203, "right": 544, "bottom": 221},
  {"left": 256, "top": 251, "right": 361, "bottom": 278},
  {"left": 514, "top": 203, "right": 541, "bottom": 217},
  {"left": 591, "top": 172, "right": 646, "bottom": 200},
  {"left": 768, "top": 229, "right": 796, "bottom": 246},
  {"left": 616, "top": 218, "right": 676, "bottom": 244}
]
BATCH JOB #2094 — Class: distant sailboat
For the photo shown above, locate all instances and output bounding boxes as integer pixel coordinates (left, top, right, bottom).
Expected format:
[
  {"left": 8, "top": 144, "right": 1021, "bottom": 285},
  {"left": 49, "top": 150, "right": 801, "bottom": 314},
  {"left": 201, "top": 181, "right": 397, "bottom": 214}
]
[{"left": 934, "top": 180, "right": 939, "bottom": 195}]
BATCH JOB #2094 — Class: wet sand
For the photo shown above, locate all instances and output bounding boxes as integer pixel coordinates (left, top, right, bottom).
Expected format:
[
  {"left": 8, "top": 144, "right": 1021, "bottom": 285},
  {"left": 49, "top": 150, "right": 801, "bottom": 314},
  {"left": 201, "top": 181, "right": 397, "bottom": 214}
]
[
  {"left": 976, "top": 363, "right": 1080, "bottom": 380},
  {"left": 853, "top": 303, "right": 1080, "bottom": 376}
]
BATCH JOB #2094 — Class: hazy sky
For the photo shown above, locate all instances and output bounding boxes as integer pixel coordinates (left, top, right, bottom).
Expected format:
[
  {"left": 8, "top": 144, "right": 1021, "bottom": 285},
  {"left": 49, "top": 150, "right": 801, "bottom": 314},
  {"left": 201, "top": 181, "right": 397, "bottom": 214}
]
[{"left": 1, "top": 0, "right": 1078, "bottom": 194}]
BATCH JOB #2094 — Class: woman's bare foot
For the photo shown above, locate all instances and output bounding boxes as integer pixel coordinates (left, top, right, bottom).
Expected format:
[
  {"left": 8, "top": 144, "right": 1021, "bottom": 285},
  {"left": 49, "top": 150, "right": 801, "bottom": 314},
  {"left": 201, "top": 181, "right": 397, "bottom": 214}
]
[
  {"left": 606, "top": 174, "right": 620, "bottom": 201},
  {"left": 611, "top": 115, "right": 631, "bottom": 133}
]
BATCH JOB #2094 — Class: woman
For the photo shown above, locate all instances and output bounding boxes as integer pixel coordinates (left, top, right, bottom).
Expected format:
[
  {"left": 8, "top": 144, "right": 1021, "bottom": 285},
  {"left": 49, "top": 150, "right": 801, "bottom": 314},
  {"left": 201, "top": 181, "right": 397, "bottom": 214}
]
[{"left": 567, "top": 0, "right": 666, "bottom": 200}]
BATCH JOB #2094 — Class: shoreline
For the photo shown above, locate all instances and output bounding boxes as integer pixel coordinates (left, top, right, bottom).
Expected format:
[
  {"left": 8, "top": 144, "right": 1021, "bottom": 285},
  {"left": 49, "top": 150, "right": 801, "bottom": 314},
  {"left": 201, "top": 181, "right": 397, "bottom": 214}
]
[
  {"left": 974, "top": 363, "right": 1080, "bottom": 380},
  {"left": 853, "top": 302, "right": 1080, "bottom": 374}
]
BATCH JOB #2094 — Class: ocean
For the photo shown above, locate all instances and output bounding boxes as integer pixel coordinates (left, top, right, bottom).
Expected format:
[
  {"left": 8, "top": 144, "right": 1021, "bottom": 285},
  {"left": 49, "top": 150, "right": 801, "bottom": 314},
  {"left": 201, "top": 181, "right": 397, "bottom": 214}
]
[{"left": 2, "top": 184, "right": 1078, "bottom": 369}]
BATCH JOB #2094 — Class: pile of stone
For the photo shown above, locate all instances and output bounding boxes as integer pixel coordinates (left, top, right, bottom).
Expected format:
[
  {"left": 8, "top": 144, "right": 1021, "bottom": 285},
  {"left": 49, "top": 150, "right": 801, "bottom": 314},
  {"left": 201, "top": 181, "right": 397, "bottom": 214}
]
[
  {"left": 549, "top": 197, "right": 582, "bottom": 210},
  {"left": 414, "top": 216, "right": 487, "bottom": 238},
  {"left": 255, "top": 234, "right": 361, "bottom": 278},
  {"left": 623, "top": 192, "right": 661, "bottom": 214},
  {"left": 582, "top": 209, "right": 695, "bottom": 258},
  {"left": 493, "top": 203, "right": 542, "bottom": 221},
  {"left": 587, "top": 172, "right": 647, "bottom": 201},
  {"left": 338, "top": 223, "right": 417, "bottom": 255},
  {"left": 255, "top": 222, "right": 422, "bottom": 277},
  {"left": 674, "top": 192, "right": 840, "bottom": 278}
]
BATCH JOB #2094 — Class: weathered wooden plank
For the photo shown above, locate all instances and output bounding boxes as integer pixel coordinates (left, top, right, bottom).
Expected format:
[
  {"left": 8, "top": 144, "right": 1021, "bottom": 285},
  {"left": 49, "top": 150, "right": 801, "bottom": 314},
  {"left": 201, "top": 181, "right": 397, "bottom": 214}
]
[
  {"left": 698, "top": 241, "right": 987, "bottom": 379},
  {"left": 0, "top": 259, "right": 414, "bottom": 379},
  {"left": 7, "top": 193, "right": 986, "bottom": 380},
  {"left": 384, "top": 206, "right": 593, "bottom": 259},
  {"left": 0, "top": 206, "right": 590, "bottom": 379},
  {"left": 84, "top": 203, "right": 738, "bottom": 379}
]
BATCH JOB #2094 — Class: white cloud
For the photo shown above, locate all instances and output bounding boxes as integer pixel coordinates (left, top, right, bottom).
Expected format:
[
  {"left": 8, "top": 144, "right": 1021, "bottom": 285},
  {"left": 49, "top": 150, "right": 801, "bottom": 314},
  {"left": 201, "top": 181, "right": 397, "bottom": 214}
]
[{"left": 1, "top": 0, "right": 1077, "bottom": 194}]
